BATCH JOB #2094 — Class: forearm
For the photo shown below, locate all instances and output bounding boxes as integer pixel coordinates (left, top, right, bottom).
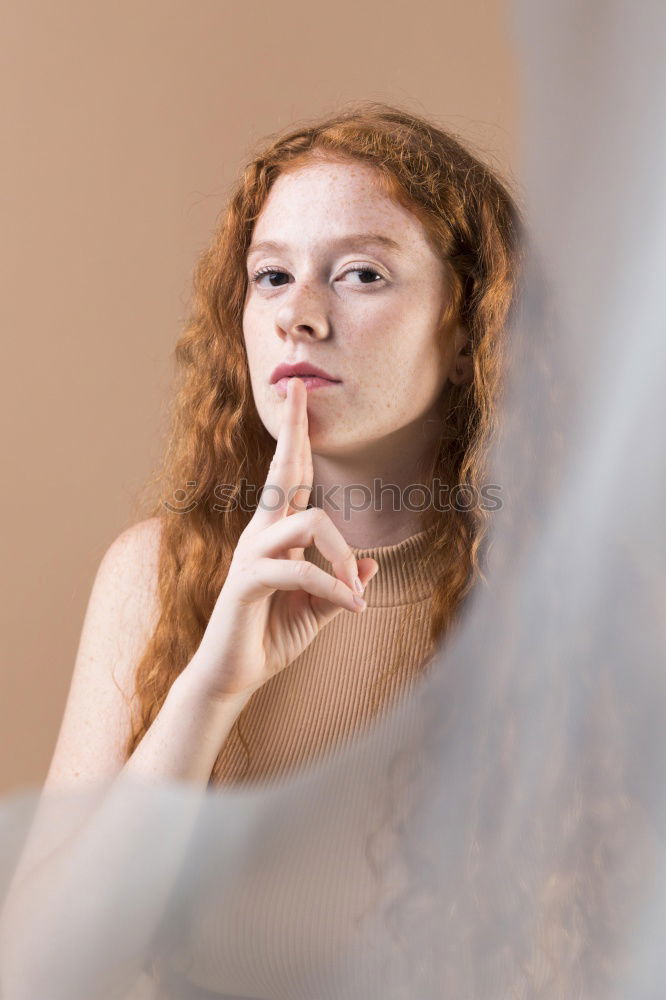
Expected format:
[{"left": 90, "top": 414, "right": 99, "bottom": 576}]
[
  {"left": 124, "top": 654, "right": 251, "bottom": 784},
  {"left": 0, "top": 661, "right": 251, "bottom": 999}
]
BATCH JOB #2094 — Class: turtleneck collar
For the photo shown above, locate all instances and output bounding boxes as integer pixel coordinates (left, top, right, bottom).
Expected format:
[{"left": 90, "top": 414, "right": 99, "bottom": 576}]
[{"left": 304, "top": 523, "right": 439, "bottom": 608}]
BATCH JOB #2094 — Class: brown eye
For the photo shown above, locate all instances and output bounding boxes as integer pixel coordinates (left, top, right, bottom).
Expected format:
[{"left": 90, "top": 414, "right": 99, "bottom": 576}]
[
  {"left": 251, "top": 267, "right": 290, "bottom": 287},
  {"left": 339, "top": 266, "right": 384, "bottom": 285}
]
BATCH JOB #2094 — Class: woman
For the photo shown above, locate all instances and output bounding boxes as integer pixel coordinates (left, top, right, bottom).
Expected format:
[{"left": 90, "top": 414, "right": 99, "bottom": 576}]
[
  {"left": 0, "top": 102, "right": 523, "bottom": 999},
  {"left": 120, "top": 101, "right": 522, "bottom": 790}
]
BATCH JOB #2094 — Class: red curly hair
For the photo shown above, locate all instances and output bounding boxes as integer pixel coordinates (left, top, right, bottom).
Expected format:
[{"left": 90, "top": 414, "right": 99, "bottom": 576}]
[{"left": 125, "top": 100, "right": 522, "bottom": 767}]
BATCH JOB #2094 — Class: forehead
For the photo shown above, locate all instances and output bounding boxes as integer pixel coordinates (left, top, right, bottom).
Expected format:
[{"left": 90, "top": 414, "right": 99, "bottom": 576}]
[{"left": 250, "top": 159, "right": 431, "bottom": 253}]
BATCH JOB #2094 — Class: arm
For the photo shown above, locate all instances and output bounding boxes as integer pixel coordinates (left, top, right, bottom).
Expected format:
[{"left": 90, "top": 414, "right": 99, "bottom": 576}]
[
  {"left": 0, "top": 520, "right": 250, "bottom": 999},
  {"left": 1, "top": 379, "right": 371, "bottom": 998}
]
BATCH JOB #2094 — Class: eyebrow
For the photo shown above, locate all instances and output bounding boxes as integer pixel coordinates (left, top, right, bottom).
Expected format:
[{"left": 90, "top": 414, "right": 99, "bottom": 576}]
[{"left": 246, "top": 232, "right": 404, "bottom": 260}]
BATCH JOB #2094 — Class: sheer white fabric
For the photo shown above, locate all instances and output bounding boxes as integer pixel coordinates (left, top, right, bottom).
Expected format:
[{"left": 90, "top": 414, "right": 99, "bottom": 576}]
[{"left": 1, "top": 0, "right": 664, "bottom": 996}]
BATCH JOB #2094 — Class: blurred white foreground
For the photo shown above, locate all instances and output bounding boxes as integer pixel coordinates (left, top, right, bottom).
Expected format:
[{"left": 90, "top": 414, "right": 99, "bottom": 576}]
[{"left": 1, "top": 0, "right": 665, "bottom": 997}]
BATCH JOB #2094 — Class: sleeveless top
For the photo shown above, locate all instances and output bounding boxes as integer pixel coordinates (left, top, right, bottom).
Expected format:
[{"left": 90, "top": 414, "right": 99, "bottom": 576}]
[
  {"left": 139, "top": 522, "right": 663, "bottom": 1000},
  {"left": 208, "top": 525, "right": 439, "bottom": 788},
  {"left": 147, "top": 525, "right": 440, "bottom": 999}
]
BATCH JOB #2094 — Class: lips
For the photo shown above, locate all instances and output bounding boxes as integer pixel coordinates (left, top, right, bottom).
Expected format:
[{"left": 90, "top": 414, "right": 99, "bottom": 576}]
[
  {"left": 273, "top": 375, "right": 340, "bottom": 395},
  {"left": 269, "top": 361, "right": 341, "bottom": 384}
]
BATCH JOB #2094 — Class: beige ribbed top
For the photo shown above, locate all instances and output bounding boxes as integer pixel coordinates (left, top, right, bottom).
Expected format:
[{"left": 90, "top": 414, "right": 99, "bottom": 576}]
[
  {"left": 150, "top": 524, "right": 441, "bottom": 999},
  {"left": 210, "top": 523, "right": 439, "bottom": 788}
]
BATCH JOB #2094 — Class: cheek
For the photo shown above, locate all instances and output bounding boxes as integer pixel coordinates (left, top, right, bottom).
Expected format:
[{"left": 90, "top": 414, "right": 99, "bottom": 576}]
[
  {"left": 355, "top": 301, "right": 429, "bottom": 378},
  {"left": 241, "top": 315, "right": 265, "bottom": 371},
  {"left": 353, "top": 313, "right": 447, "bottom": 412},
  {"left": 350, "top": 297, "right": 407, "bottom": 364}
]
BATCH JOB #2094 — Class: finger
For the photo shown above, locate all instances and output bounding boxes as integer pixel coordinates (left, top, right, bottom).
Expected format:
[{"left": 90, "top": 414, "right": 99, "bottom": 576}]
[
  {"left": 309, "top": 558, "right": 378, "bottom": 624},
  {"left": 286, "top": 388, "right": 313, "bottom": 563},
  {"left": 255, "top": 507, "right": 363, "bottom": 596},
  {"left": 287, "top": 392, "right": 313, "bottom": 559},
  {"left": 236, "top": 557, "right": 365, "bottom": 614},
  {"left": 254, "top": 377, "right": 306, "bottom": 529},
  {"left": 288, "top": 385, "right": 313, "bottom": 518},
  {"left": 356, "top": 558, "right": 379, "bottom": 589},
  {"left": 282, "top": 377, "right": 310, "bottom": 518}
]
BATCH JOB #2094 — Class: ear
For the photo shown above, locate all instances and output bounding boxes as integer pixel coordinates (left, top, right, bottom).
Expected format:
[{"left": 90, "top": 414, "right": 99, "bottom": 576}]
[{"left": 448, "top": 325, "right": 474, "bottom": 386}]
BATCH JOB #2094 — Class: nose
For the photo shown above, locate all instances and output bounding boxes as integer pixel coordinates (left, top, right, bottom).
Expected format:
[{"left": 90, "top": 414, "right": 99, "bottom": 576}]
[{"left": 275, "top": 285, "right": 331, "bottom": 343}]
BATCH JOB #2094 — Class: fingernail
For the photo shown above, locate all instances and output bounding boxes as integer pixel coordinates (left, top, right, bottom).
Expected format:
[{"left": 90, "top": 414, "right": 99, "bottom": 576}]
[
  {"left": 353, "top": 576, "right": 364, "bottom": 595},
  {"left": 353, "top": 594, "right": 366, "bottom": 610}
]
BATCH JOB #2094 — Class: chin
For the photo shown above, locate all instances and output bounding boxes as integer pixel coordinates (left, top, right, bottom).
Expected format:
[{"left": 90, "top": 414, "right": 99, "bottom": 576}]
[{"left": 259, "top": 396, "right": 358, "bottom": 456}]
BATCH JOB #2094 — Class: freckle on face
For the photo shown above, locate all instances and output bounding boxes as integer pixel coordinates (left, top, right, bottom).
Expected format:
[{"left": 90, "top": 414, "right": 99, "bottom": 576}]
[{"left": 242, "top": 159, "right": 451, "bottom": 457}]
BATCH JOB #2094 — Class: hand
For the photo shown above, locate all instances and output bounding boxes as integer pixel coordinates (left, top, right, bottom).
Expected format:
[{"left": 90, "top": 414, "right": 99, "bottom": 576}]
[{"left": 190, "top": 376, "right": 379, "bottom": 701}]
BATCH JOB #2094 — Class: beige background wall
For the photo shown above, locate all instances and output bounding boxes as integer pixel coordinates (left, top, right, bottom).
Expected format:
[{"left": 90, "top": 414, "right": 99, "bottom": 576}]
[{"left": 1, "top": 0, "right": 519, "bottom": 795}]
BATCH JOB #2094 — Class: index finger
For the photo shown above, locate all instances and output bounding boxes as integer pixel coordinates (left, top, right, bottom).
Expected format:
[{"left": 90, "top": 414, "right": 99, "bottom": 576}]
[
  {"left": 254, "top": 376, "right": 308, "bottom": 527},
  {"left": 289, "top": 383, "right": 313, "bottom": 516}
]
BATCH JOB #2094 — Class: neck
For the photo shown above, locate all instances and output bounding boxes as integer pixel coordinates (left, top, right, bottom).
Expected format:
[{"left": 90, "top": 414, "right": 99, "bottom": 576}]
[{"left": 310, "top": 407, "right": 443, "bottom": 548}]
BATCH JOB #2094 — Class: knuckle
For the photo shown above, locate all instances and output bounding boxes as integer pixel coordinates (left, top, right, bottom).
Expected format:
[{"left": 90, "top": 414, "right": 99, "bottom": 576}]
[
  {"left": 333, "top": 576, "right": 350, "bottom": 600},
  {"left": 229, "top": 553, "right": 252, "bottom": 585},
  {"left": 308, "top": 506, "right": 327, "bottom": 528},
  {"left": 294, "top": 559, "right": 311, "bottom": 582}
]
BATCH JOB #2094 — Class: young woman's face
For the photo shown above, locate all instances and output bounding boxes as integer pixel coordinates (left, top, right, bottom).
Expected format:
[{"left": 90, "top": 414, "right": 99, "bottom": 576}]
[{"left": 242, "top": 158, "right": 463, "bottom": 460}]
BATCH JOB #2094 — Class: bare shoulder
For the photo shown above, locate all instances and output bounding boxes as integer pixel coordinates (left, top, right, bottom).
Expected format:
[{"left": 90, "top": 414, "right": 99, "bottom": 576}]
[
  {"left": 101, "top": 516, "right": 164, "bottom": 607},
  {"left": 43, "top": 516, "right": 165, "bottom": 791},
  {"left": 5, "top": 518, "right": 167, "bottom": 892},
  {"left": 104, "top": 515, "right": 163, "bottom": 579},
  {"left": 94, "top": 515, "right": 165, "bottom": 684},
  {"left": 86, "top": 514, "right": 166, "bottom": 707}
]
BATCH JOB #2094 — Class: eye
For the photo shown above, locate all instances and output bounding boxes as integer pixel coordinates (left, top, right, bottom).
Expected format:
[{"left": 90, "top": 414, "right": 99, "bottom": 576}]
[
  {"left": 250, "top": 266, "right": 290, "bottom": 288},
  {"left": 248, "top": 264, "right": 386, "bottom": 289},
  {"left": 338, "top": 265, "right": 384, "bottom": 285}
]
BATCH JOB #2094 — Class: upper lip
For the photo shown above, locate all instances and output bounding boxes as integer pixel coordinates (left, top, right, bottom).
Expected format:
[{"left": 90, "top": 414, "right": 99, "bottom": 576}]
[{"left": 270, "top": 361, "right": 341, "bottom": 384}]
